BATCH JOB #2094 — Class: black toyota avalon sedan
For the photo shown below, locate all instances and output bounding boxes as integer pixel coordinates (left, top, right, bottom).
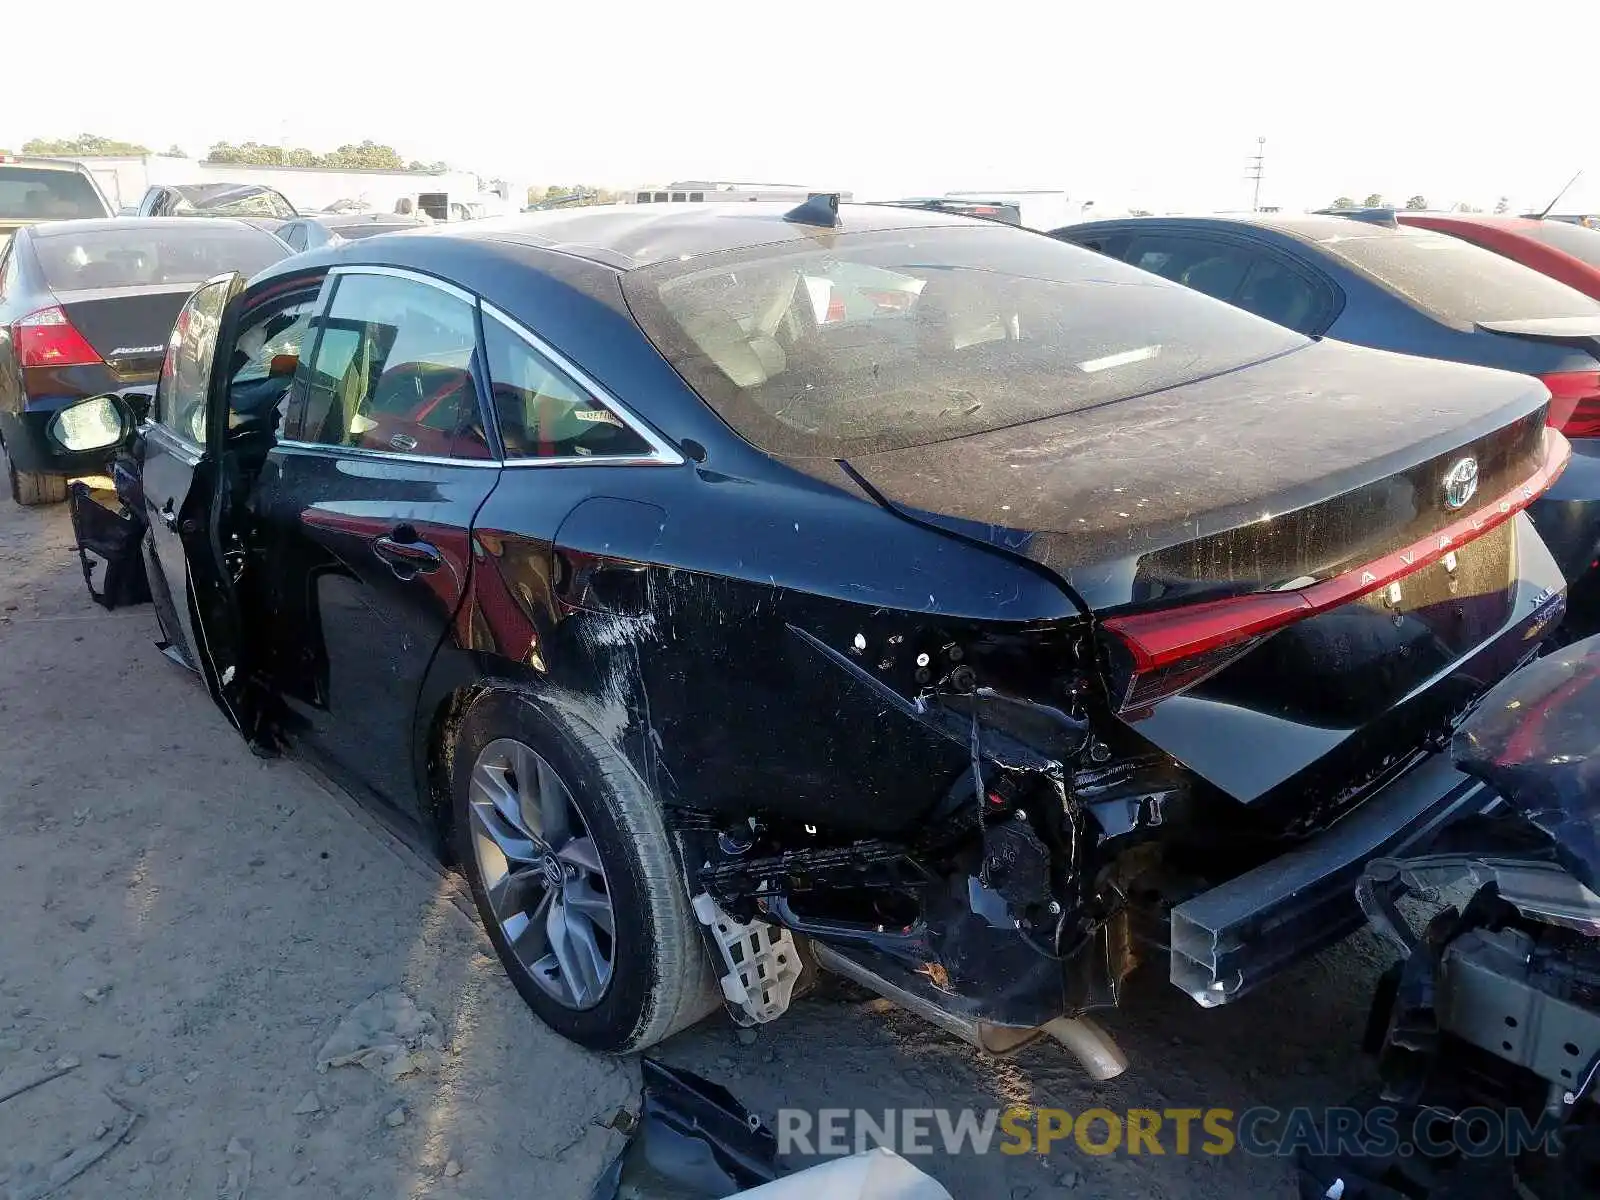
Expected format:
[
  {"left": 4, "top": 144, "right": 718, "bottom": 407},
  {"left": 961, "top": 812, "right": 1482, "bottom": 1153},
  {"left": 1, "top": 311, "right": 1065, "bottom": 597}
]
[{"left": 55, "top": 200, "right": 1571, "bottom": 1064}]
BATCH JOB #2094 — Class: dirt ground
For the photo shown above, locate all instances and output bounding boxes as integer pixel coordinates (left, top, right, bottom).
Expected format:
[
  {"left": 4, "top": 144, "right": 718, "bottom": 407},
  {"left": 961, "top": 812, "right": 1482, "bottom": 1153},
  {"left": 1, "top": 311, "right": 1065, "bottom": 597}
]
[{"left": 0, "top": 487, "right": 1402, "bottom": 1199}]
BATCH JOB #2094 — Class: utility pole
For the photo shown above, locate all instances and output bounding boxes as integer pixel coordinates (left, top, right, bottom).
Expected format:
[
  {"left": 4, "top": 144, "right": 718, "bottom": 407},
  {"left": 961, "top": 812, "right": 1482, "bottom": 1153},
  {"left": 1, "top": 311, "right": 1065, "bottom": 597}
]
[{"left": 1247, "top": 137, "right": 1266, "bottom": 212}]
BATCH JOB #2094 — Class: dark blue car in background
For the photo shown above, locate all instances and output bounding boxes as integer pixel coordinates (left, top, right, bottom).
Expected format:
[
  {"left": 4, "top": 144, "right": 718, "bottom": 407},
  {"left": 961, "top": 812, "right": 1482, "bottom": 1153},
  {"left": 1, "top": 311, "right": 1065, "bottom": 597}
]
[{"left": 1053, "top": 213, "right": 1600, "bottom": 631}]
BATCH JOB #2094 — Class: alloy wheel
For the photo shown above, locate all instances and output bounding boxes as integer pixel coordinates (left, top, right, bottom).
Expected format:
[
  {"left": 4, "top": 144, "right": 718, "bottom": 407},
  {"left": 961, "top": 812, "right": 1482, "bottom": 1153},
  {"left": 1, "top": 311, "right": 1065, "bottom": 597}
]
[{"left": 467, "top": 737, "right": 615, "bottom": 1009}]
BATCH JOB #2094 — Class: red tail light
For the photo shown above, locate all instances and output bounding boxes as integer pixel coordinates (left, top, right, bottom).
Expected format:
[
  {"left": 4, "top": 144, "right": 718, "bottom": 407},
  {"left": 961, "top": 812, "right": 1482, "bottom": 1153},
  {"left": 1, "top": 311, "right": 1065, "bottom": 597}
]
[
  {"left": 1540, "top": 372, "right": 1600, "bottom": 439},
  {"left": 13, "top": 306, "right": 101, "bottom": 370},
  {"left": 1102, "top": 429, "right": 1574, "bottom": 712}
]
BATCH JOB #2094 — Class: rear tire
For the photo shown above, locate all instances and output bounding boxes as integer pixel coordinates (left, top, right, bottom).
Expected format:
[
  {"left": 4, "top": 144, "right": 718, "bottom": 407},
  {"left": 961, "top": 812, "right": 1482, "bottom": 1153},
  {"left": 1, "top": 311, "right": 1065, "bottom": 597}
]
[
  {"left": 6, "top": 456, "right": 68, "bottom": 507},
  {"left": 451, "top": 687, "right": 720, "bottom": 1053}
]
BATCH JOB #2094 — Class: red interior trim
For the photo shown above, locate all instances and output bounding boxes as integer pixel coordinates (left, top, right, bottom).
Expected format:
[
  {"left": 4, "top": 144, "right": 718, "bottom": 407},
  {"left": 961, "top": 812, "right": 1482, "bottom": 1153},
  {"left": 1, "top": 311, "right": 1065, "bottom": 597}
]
[{"left": 1104, "top": 429, "right": 1573, "bottom": 672}]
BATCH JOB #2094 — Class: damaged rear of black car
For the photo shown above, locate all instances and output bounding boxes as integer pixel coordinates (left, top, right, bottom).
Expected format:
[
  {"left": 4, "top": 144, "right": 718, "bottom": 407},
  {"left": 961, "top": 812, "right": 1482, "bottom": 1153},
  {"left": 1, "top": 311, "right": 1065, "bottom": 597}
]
[
  {"left": 66, "top": 207, "right": 1574, "bottom": 1068},
  {"left": 606, "top": 218, "right": 1571, "bottom": 1065}
]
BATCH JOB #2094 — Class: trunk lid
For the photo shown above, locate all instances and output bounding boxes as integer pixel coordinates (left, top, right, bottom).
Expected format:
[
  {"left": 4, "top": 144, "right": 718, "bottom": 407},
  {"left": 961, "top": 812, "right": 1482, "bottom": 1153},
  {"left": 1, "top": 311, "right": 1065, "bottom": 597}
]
[
  {"left": 53, "top": 284, "right": 195, "bottom": 379},
  {"left": 842, "top": 339, "right": 1553, "bottom": 609},
  {"left": 1476, "top": 316, "right": 1600, "bottom": 348},
  {"left": 842, "top": 339, "right": 1571, "bottom": 817}
]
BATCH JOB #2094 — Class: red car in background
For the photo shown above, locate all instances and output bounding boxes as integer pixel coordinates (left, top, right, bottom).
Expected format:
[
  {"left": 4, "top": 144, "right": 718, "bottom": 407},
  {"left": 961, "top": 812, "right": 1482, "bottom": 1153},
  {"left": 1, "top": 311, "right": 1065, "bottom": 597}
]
[
  {"left": 1398, "top": 212, "right": 1600, "bottom": 628},
  {"left": 1397, "top": 212, "right": 1600, "bottom": 302}
]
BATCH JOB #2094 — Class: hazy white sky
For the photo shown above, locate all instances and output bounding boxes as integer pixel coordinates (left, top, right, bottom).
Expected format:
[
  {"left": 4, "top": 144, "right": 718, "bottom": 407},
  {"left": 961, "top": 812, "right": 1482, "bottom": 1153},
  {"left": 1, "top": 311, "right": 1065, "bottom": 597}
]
[{"left": 6, "top": 1, "right": 1594, "bottom": 214}]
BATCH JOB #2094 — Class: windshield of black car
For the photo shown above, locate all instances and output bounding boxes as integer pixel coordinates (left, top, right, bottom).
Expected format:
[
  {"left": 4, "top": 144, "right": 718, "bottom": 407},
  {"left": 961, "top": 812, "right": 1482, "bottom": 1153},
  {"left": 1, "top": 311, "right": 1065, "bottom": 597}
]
[
  {"left": 622, "top": 225, "right": 1306, "bottom": 456},
  {"left": 34, "top": 226, "right": 286, "bottom": 290},
  {"left": 1310, "top": 226, "right": 1600, "bottom": 325},
  {"left": 0, "top": 167, "right": 108, "bottom": 220},
  {"left": 1522, "top": 220, "right": 1600, "bottom": 270}
]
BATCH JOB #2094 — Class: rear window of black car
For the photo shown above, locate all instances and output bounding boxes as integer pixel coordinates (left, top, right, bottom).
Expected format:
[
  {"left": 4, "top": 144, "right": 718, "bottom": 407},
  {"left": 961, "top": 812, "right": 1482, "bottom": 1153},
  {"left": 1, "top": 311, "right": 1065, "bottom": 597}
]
[
  {"left": 1308, "top": 226, "right": 1600, "bottom": 326},
  {"left": 1522, "top": 220, "right": 1600, "bottom": 269},
  {"left": 33, "top": 225, "right": 287, "bottom": 290},
  {"left": 0, "top": 167, "right": 108, "bottom": 221},
  {"left": 622, "top": 225, "right": 1306, "bottom": 456}
]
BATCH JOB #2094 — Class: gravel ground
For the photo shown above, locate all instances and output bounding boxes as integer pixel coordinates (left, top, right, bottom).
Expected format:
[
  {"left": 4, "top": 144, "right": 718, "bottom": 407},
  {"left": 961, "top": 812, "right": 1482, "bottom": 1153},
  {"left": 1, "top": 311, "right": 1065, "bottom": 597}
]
[{"left": 0, "top": 487, "right": 1398, "bottom": 1199}]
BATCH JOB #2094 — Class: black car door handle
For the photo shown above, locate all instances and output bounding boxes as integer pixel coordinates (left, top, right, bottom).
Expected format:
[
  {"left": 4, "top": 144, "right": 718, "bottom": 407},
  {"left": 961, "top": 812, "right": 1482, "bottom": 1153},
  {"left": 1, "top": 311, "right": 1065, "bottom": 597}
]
[{"left": 372, "top": 532, "right": 443, "bottom": 576}]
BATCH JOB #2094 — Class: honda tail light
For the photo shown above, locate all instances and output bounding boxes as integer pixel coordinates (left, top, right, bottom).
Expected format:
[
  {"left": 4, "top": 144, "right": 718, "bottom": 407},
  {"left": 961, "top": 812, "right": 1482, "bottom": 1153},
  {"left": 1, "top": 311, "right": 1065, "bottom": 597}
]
[
  {"left": 1540, "top": 371, "right": 1600, "bottom": 439},
  {"left": 13, "top": 306, "right": 101, "bottom": 370}
]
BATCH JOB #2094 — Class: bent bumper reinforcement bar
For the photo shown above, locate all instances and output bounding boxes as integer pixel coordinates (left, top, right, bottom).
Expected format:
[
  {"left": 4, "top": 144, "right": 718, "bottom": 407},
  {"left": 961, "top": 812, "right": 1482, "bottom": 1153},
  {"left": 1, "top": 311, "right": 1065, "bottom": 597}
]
[{"left": 1169, "top": 748, "right": 1496, "bottom": 1007}]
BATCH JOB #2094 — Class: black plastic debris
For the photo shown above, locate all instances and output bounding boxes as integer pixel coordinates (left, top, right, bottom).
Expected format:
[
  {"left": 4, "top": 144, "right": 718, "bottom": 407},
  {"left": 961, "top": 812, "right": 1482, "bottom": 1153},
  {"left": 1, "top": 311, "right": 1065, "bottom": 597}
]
[
  {"left": 67, "top": 478, "right": 151, "bottom": 610},
  {"left": 1292, "top": 1088, "right": 1519, "bottom": 1199},
  {"left": 590, "top": 1058, "right": 781, "bottom": 1200}
]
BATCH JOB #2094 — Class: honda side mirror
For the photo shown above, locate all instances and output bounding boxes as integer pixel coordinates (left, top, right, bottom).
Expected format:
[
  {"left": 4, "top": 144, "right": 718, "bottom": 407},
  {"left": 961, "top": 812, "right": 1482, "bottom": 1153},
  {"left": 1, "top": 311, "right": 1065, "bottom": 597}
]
[{"left": 47, "top": 393, "right": 134, "bottom": 453}]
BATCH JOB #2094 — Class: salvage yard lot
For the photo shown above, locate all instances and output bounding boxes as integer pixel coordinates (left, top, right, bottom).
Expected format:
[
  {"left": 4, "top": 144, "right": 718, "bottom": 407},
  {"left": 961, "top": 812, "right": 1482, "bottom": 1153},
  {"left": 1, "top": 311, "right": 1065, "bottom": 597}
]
[{"left": 1, "top": 490, "right": 1389, "bottom": 1199}]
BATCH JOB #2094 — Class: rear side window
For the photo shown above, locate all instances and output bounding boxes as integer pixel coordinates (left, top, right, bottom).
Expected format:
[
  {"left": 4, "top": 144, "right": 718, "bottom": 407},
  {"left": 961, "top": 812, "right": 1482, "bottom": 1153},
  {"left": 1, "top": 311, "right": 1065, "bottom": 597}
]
[
  {"left": 0, "top": 167, "right": 107, "bottom": 220},
  {"left": 624, "top": 225, "right": 1306, "bottom": 457},
  {"left": 291, "top": 272, "right": 490, "bottom": 459},
  {"left": 1234, "top": 259, "right": 1326, "bottom": 333},
  {"left": 1311, "top": 227, "right": 1600, "bottom": 325},
  {"left": 483, "top": 312, "right": 652, "bottom": 459},
  {"left": 1522, "top": 220, "right": 1600, "bottom": 269},
  {"left": 1123, "top": 236, "right": 1252, "bottom": 300},
  {"left": 32, "top": 226, "right": 286, "bottom": 290}
]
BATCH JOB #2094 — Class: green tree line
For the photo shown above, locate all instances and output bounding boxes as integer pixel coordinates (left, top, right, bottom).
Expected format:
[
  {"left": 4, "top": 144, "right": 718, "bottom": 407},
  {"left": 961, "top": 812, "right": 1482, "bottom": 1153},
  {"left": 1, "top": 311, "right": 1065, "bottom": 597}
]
[
  {"left": 18, "top": 133, "right": 448, "bottom": 173},
  {"left": 1326, "top": 193, "right": 1511, "bottom": 214}
]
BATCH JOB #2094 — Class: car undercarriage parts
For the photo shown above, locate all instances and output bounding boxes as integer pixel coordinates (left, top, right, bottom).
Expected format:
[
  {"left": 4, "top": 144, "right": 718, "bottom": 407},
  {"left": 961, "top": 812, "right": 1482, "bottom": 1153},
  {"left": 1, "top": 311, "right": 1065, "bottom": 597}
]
[
  {"left": 1168, "top": 749, "right": 1496, "bottom": 1007},
  {"left": 1351, "top": 849, "right": 1600, "bottom": 1200},
  {"left": 691, "top": 893, "right": 804, "bottom": 1025},
  {"left": 810, "top": 941, "right": 1127, "bottom": 1080}
]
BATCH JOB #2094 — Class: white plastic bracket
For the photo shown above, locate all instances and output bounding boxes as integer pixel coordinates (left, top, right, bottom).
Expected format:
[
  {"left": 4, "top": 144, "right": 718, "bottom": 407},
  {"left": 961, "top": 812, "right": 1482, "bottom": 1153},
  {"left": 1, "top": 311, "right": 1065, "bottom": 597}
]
[{"left": 691, "top": 893, "right": 803, "bottom": 1025}]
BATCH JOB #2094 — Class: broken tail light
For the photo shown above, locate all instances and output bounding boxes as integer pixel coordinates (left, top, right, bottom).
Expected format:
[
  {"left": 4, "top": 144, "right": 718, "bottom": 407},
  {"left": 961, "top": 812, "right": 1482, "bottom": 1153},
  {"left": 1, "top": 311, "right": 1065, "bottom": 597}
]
[
  {"left": 1102, "top": 429, "right": 1574, "bottom": 713},
  {"left": 1539, "top": 371, "right": 1600, "bottom": 440},
  {"left": 14, "top": 305, "right": 101, "bottom": 370}
]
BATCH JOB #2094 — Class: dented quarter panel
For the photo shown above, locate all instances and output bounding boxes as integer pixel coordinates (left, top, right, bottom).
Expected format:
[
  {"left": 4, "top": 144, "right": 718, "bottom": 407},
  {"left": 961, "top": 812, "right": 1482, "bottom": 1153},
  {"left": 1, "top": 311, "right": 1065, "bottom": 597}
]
[{"left": 450, "top": 456, "right": 1084, "bottom": 835}]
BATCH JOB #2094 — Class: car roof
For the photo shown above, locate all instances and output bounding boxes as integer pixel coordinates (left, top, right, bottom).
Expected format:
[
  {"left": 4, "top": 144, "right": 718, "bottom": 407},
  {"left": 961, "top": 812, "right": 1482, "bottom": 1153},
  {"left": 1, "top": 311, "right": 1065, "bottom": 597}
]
[
  {"left": 26, "top": 216, "right": 268, "bottom": 238},
  {"left": 162, "top": 182, "right": 285, "bottom": 200},
  {"left": 310, "top": 212, "right": 426, "bottom": 230},
  {"left": 412, "top": 201, "right": 975, "bottom": 271},
  {"left": 0, "top": 156, "right": 94, "bottom": 173}
]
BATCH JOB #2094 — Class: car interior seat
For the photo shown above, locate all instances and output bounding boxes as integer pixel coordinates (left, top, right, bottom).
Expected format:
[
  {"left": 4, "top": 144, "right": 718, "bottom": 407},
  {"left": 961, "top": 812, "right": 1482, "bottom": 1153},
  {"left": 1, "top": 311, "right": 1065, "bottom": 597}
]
[
  {"left": 1238, "top": 268, "right": 1314, "bottom": 331},
  {"left": 1180, "top": 255, "right": 1247, "bottom": 301}
]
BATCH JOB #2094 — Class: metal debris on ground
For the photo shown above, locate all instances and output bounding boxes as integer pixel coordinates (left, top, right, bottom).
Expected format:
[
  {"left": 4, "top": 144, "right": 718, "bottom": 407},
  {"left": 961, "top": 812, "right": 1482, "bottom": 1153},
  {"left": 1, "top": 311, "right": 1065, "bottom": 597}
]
[{"left": 315, "top": 990, "right": 442, "bottom": 1083}]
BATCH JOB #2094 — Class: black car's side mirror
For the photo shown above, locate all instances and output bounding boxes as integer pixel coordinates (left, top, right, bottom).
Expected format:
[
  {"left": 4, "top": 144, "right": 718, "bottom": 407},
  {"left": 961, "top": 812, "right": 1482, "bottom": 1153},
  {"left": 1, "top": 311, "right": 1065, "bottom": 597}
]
[{"left": 46, "top": 393, "right": 137, "bottom": 454}]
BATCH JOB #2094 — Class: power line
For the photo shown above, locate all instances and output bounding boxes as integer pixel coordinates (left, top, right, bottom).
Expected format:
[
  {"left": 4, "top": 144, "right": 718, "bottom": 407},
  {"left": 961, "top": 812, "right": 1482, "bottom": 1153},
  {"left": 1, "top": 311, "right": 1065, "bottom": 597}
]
[{"left": 1247, "top": 137, "right": 1266, "bottom": 212}]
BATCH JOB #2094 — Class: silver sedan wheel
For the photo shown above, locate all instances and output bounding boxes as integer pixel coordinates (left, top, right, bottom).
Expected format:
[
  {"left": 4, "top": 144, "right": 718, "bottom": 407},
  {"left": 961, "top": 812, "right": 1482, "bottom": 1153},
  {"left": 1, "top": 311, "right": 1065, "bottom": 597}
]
[{"left": 467, "top": 737, "right": 615, "bottom": 1010}]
